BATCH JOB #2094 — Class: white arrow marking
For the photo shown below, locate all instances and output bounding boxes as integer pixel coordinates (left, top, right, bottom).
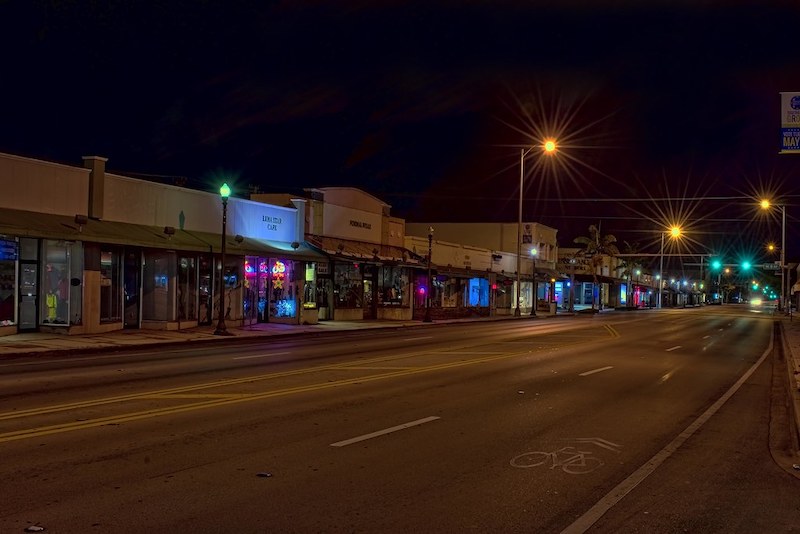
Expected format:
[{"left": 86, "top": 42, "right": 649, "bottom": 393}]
[{"left": 574, "top": 438, "right": 622, "bottom": 452}]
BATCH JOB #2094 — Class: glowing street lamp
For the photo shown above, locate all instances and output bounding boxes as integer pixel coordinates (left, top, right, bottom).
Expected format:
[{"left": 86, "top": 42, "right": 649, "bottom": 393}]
[
  {"left": 657, "top": 225, "right": 682, "bottom": 309},
  {"left": 214, "top": 182, "right": 233, "bottom": 336},
  {"left": 515, "top": 139, "right": 557, "bottom": 316}
]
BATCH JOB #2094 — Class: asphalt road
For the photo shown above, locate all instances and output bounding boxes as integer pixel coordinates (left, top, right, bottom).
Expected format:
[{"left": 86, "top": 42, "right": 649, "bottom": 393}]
[{"left": 1, "top": 306, "right": 798, "bottom": 533}]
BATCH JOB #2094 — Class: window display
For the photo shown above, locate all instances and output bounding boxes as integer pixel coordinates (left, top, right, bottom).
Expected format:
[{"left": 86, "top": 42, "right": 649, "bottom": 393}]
[
  {"left": 41, "top": 240, "right": 74, "bottom": 326},
  {"left": 0, "top": 258, "right": 15, "bottom": 326},
  {"left": 100, "top": 248, "right": 121, "bottom": 323},
  {"left": 334, "top": 263, "right": 362, "bottom": 308},
  {"left": 303, "top": 262, "right": 317, "bottom": 309},
  {"left": 269, "top": 258, "right": 296, "bottom": 318},
  {"left": 378, "top": 266, "right": 408, "bottom": 307}
]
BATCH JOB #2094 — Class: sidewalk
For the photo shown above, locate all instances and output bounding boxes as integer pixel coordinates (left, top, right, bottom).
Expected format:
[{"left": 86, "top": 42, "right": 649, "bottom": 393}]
[
  {"left": 0, "top": 315, "right": 527, "bottom": 358},
  {"left": 779, "top": 316, "right": 800, "bottom": 454}
]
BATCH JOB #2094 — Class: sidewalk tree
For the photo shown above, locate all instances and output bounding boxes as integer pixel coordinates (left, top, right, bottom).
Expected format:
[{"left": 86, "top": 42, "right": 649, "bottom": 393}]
[
  {"left": 618, "top": 240, "right": 644, "bottom": 307},
  {"left": 573, "top": 224, "right": 620, "bottom": 309}
]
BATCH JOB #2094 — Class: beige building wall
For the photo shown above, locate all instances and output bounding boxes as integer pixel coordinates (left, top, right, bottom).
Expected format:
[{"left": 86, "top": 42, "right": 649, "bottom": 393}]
[
  {"left": 0, "top": 152, "right": 89, "bottom": 216},
  {"left": 406, "top": 222, "right": 559, "bottom": 270}
]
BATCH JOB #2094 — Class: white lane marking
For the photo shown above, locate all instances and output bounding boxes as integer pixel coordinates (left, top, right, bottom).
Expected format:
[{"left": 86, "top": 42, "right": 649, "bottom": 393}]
[
  {"left": 561, "top": 334, "right": 772, "bottom": 534},
  {"left": 579, "top": 366, "right": 613, "bottom": 377},
  {"left": 233, "top": 351, "right": 291, "bottom": 360},
  {"left": 718, "top": 328, "right": 724, "bottom": 331},
  {"left": 330, "top": 416, "right": 440, "bottom": 447},
  {"left": 403, "top": 336, "right": 434, "bottom": 341},
  {"left": 665, "top": 345, "right": 682, "bottom": 352},
  {"left": 702, "top": 335, "right": 710, "bottom": 339}
]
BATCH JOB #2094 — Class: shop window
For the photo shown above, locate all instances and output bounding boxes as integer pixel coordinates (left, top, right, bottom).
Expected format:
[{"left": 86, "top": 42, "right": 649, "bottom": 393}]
[
  {"left": 0, "top": 237, "right": 17, "bottom": 326},
  {"left": 269, "top": 258, "right": 296, "bottom": 318},
  {"left": 495, "top": 280, "right": 512, "bottom": 310},
  {"left": 142, "top": 250, "right": 175, "bottom": 322},
  {"left": 378, "top": 266, "right": 408, "bottom": 307},
  {"left": 334, "top": 263, "right": 362, "bottom": 308},
  {"left": 243, "top": 257, "right": 259, "bottom": 321},
  {"left": 41, "top": 240, "right": 81, "bottom": 326},
  {"left": 303, "top": 262, "right": 317, "bottom": 309},
  {"left": 466, "top": 278, "right": 489, "bottom": 307},
  {"left": 178, "top": 255, "right": 198, "bottom": 321},
  {"left": 100, "top": 248, "right": 122, "bottom": 323},
  {"left": 215, "top": 255, "right": 241, "bottom": 321},
  {"left": 441, "top": 277, "right": 463, "bottom": 308}
]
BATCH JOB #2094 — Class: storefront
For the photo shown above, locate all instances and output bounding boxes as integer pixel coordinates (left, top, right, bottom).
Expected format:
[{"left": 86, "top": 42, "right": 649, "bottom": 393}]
[
  {"left": 244, "top": 256, "right": 311, "bottom": 324},
  {"left": 413, "top": 269, "right": 491, "bottom": 320},
  {"left": 307, "top": 235, "right": 417, "bottom": 321},
  {"left": 0, "top": 236, "right": 17, "bottom": 332}
]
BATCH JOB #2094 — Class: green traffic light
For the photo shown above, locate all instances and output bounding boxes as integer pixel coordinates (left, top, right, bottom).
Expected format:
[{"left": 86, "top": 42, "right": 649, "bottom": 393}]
[
  {"left": 742, "top": 261, "right": 751, "bottom": 270},
  {"left": 711, "top": 259, "right": 721, "bottom": 270}
]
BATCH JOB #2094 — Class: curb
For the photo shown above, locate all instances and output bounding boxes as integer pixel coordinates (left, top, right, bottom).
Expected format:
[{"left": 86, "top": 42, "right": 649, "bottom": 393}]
[{"left": 779, "top": 321, "right": 800, "bottom": 453}]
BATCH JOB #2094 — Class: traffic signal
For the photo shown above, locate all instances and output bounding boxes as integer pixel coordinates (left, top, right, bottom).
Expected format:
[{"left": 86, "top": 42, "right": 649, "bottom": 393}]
[
  {"left": 741, "top": 260, "right": 751, "bottom": 271},
  {"left": 711, "top": 259, "right": 722, "bottom": 270}
]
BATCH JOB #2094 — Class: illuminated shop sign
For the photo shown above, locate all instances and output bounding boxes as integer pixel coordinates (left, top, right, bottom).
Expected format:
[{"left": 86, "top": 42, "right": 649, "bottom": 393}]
[{"left": 0, "top": 239, "right": 17, "bottom": 261}]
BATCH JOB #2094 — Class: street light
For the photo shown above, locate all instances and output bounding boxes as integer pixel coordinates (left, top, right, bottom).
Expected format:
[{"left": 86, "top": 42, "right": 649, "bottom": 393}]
[
  {"left": 530, "top": 247, "right": 538, "bottom": 317},
  {"left": 423, "top": 226, "right": 434, "bottom": 323},
  {"left": 214, "top": 182, "right": 233, "bottom": 336},
  {"left": 515, "top": 140, "right": 557, "bottom": 316},
  {"left": 657, "top": 225, "right": 681, "bottom": 309},
  {"left": 760, "top": 199, "right": 786, "bottom": 311}
]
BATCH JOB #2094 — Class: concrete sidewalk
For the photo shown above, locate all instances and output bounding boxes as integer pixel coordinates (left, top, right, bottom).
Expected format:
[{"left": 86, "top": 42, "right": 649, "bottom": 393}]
[{"left": 0, "top": 315, "right": 523, "bottom": 358}]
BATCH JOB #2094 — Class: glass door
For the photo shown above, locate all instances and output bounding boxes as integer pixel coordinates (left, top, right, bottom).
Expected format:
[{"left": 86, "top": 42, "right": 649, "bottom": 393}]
[
  {"left": 123, "top": 249, "right": 141, "bottom": 329},
  {"left": 18, "top": 262, "right": 37, "bottom": 331}
]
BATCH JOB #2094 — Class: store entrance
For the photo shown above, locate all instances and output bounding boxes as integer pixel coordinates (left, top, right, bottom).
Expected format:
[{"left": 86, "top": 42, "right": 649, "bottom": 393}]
[
  {"left": 123, "top": 249, "right": 141, "bottom": 329},
  {"left": 18, "top": 261, "right": 37, "bottom": 331}
]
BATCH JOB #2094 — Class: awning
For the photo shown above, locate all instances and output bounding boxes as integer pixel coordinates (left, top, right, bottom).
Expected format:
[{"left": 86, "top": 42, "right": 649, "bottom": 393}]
[
  {"left": 0, "top": 207, "right": 324, "bottom": 260},
  {"left": 534, "top": 267, "right": 563, "bottom": 279},
  {"left": 572, "top": 273, "right": 618, "bottom": 284},
  {"left": 0, "top": 208, "right": 210, "bottom": 251},
  {"left": 306, "top": 235, "right": 421, "bottom": 264}
]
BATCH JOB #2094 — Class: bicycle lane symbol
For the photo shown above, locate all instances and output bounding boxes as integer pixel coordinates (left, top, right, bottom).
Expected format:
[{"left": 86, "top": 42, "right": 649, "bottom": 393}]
[{"left": 510, "top": 438, "right": 621, "bottom": 475}]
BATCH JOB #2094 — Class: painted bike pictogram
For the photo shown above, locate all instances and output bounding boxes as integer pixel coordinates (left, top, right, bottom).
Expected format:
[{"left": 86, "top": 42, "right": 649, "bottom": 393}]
[{"left": 510, "top": 446, "right": 604, "bottom": 475}]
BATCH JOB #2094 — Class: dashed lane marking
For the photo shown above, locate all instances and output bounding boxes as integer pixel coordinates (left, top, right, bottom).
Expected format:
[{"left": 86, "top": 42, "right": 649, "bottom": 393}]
[
  {"left": 330, "top": 416, "right": 440, "bottom": 447},
  {"left": 579, "top": 366, "right": 614, "bottom": 377}
]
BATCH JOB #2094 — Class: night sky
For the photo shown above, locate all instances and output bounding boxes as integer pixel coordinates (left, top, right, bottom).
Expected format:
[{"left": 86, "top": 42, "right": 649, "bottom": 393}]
[{"left": 3, "top": 1, "right": 800, "bottom": 273}]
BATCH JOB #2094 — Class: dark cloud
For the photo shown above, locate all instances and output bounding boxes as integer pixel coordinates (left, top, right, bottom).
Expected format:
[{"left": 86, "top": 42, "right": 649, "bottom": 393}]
[{"left": 2, "top": 0, "right": 800, "bottom": 258}]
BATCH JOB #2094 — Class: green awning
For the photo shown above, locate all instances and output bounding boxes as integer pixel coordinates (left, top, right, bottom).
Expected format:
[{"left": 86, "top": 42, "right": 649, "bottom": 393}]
[{"left": 0, "top": 208, "right": 324, "bottom": 260}]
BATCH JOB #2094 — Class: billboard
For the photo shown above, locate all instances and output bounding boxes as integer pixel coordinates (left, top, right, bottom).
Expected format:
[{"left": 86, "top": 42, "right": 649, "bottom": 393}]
[{"left": 780, "top": 92, "right": 800, "bottom": 154}]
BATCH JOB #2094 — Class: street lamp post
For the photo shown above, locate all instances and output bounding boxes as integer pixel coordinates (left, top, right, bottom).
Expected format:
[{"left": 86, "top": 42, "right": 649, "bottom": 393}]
[
  {"left": 761, "top": 200, "right": 787, "bottom": 311},
  {"left": 214, "top": 183, "right": 233, "bottom": 336},
  {"left": 658, "top": 232, "right": 665, "bottom": 309},
  {"left": 657, "top": 226, "right": 681, "bottom": 309},
  {"left": 516, "top": 140, "right": 556, "bottom": 317},
  {"left": 423, "top": 226, "right": 434, "bottom": 323},
  {"left": 781, "top": 204, "right": 786, "bottom": 312},
  {"left": 530, "top": 247, "right": 538, "bottom": 317}
]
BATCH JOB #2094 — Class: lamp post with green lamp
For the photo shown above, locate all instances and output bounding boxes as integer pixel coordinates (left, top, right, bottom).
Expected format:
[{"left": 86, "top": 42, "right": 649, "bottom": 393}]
[{"left": 214, "top": 183, "right": 233, "bottom": 336}]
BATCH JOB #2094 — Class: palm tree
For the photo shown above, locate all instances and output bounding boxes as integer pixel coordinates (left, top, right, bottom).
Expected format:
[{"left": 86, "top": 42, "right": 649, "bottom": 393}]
[
  {"left": 618, "top": 240, "right": 644, "bottom": 307},
  {"left": 573, "top": 224, "right": 620, "bottom": 309}
]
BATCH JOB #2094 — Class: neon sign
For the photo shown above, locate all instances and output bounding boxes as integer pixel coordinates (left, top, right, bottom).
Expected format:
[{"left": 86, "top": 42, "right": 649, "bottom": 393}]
[{"left": 272, "top": 260, "right": 286, "bottom": 290}]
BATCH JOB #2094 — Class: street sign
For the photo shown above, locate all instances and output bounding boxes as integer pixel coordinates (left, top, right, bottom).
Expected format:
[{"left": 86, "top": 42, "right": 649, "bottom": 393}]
[{"left": 762, "top": 263, "right": 780, "bottom": 270}]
